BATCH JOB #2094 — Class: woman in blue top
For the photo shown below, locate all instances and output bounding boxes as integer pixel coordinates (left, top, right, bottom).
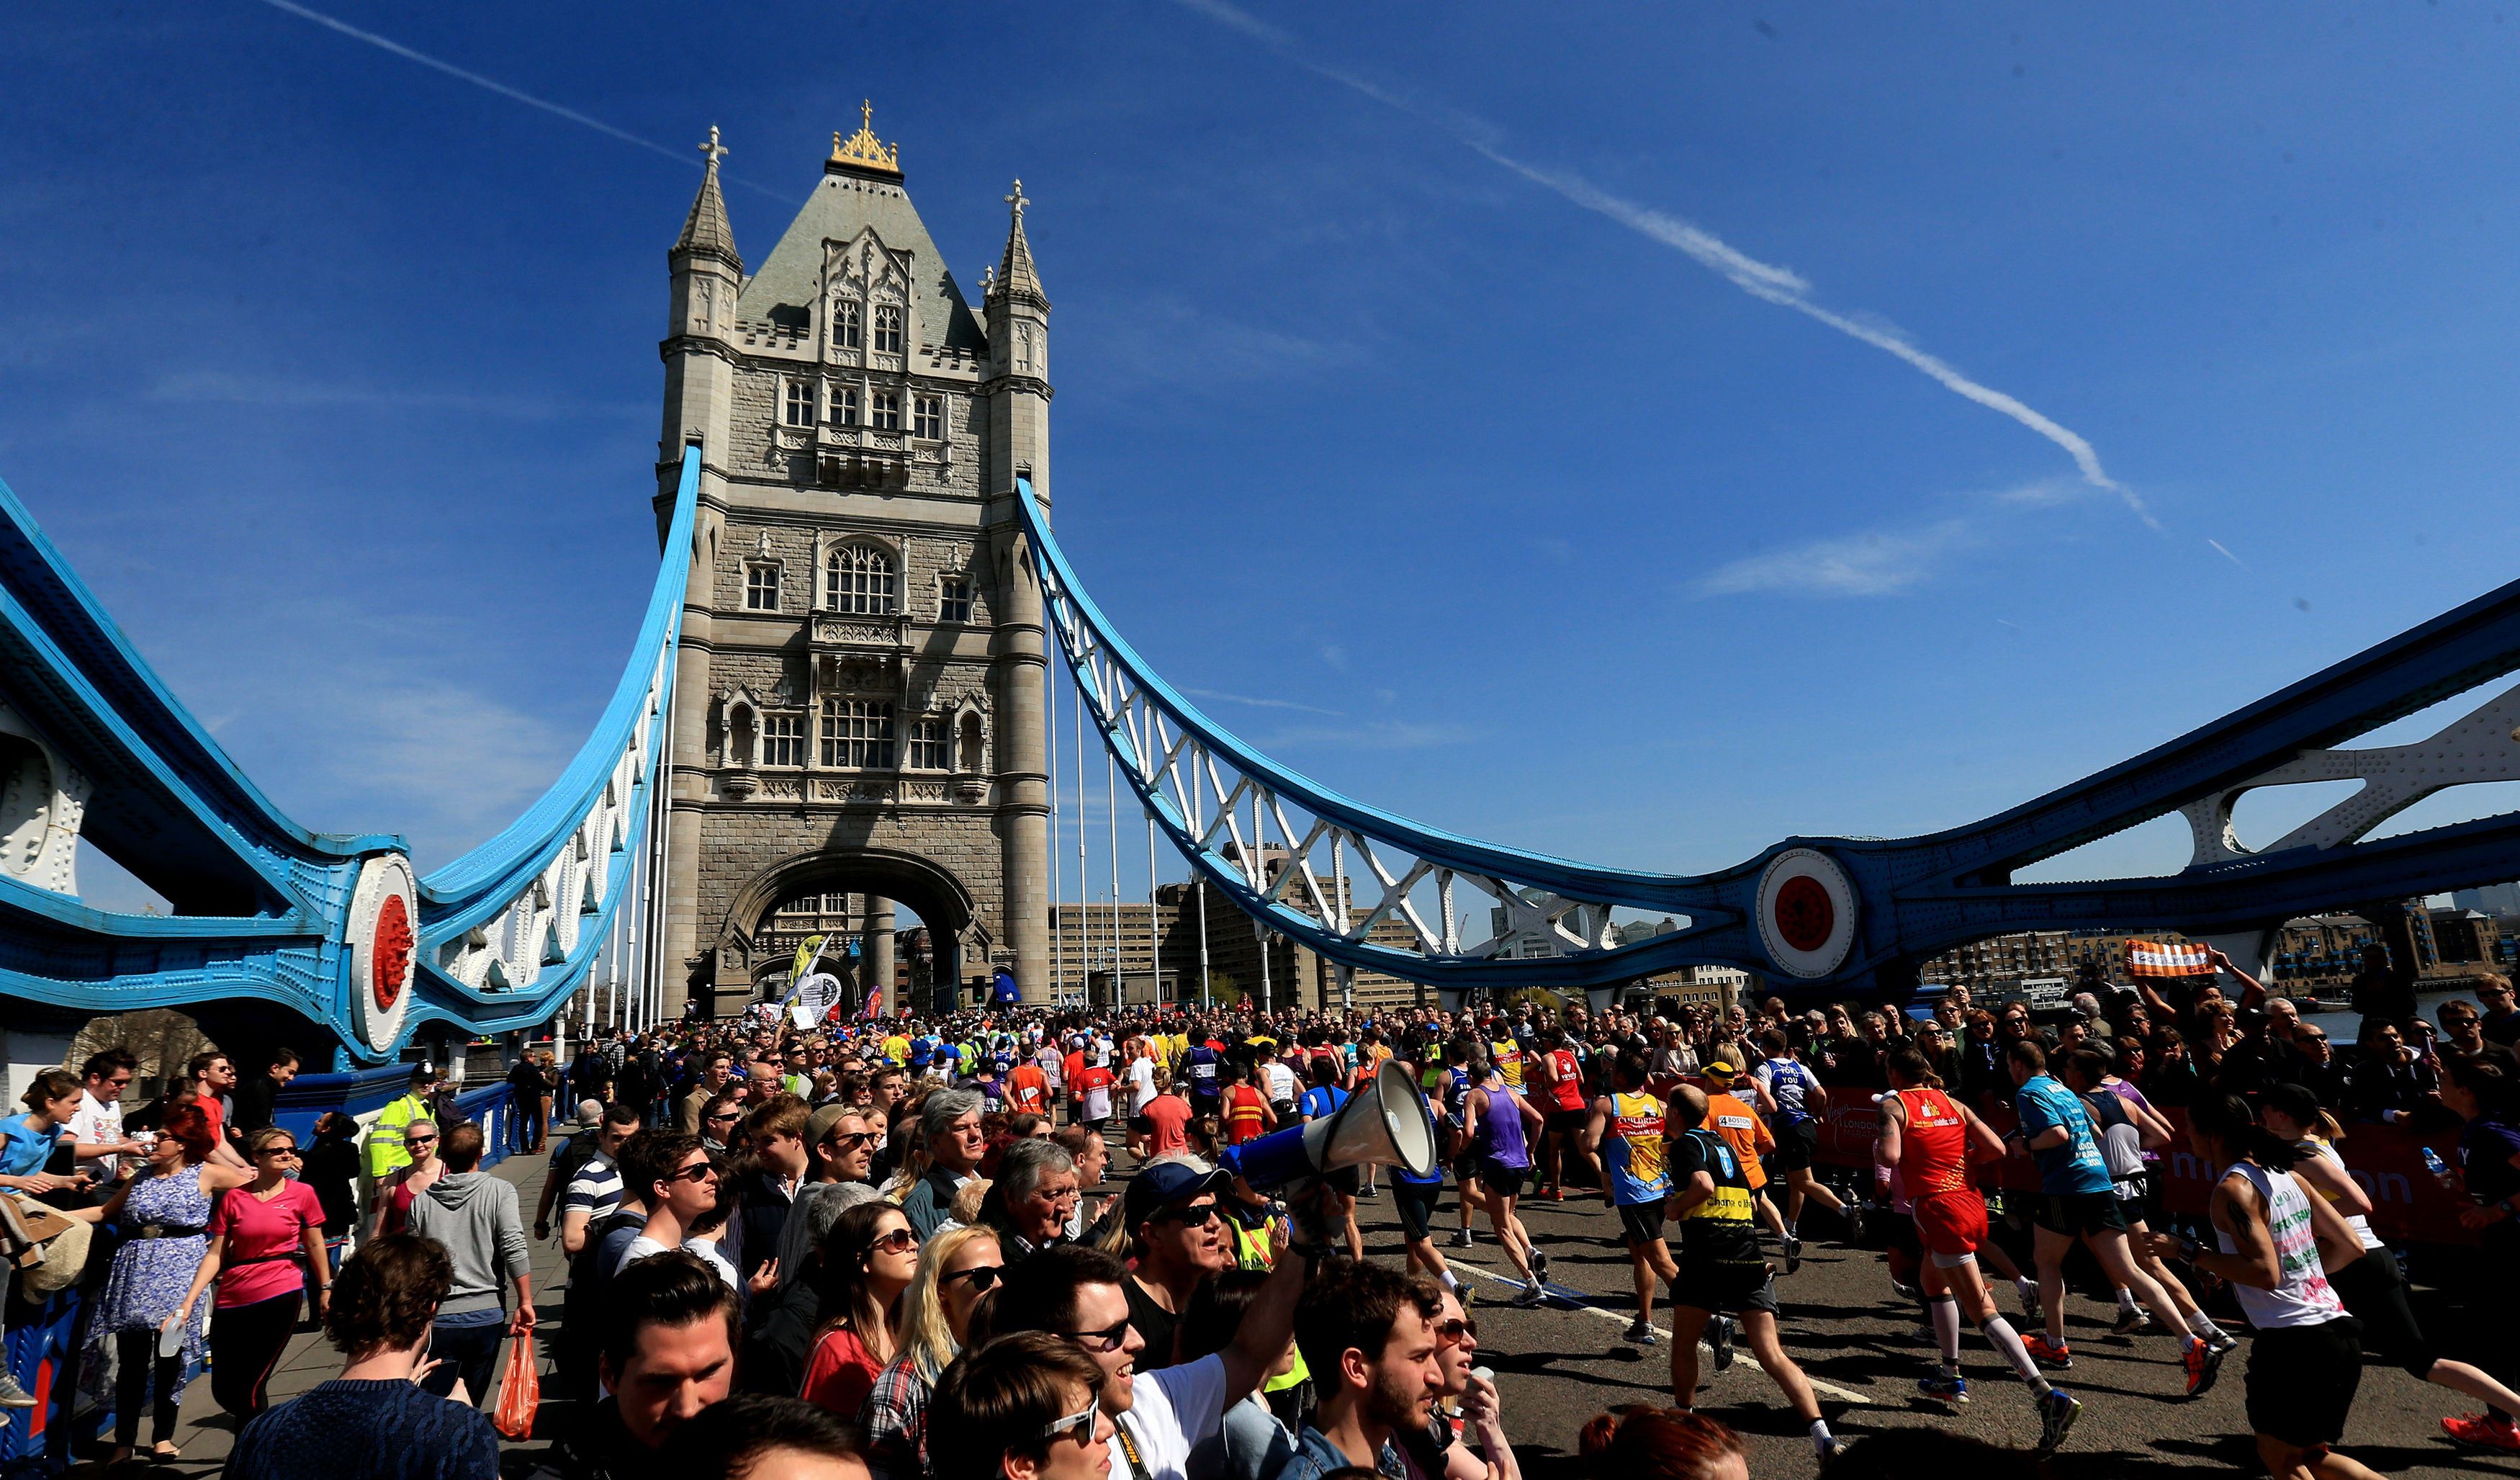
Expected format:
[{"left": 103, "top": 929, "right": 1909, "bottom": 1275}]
[{"left": 1462, "top": 1058, "right": 1547, "bottom": 1306}]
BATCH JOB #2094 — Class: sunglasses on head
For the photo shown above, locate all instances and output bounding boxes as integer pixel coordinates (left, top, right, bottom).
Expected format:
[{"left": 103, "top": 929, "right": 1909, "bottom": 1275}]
[{"left": 942, "top": 1263, "right": 1004, "bottom": 1292}]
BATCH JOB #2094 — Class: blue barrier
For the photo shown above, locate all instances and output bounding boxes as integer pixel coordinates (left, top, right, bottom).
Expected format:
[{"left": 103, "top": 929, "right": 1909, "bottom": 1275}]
[{"left": 1, "top": 1085, "right": 521, "bottom": 1471}]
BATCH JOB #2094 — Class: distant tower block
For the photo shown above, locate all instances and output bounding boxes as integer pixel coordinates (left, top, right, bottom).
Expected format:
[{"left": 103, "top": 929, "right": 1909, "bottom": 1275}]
[{"left": 654, "top": 107, "right": 1051, "bottom": 1013}]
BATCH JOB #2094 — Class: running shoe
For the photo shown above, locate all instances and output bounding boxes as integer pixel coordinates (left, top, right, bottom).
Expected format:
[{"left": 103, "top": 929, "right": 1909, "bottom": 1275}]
[
  {"left": 1357, "top": 1185, "right": 1377, "bottom": 1201},
  {"left": 0, "top": 1375, "right": 30, "bottom": 1410},
  {"left": 2182, "top": 1335, "right": 2224, "bottom": 1399},
  {"left": 2015, "top": 1281, "right": 2044, "bottom": 1327},
  {"left": 1511, "top": 1280, "right": 1546, "bottom": 1309},
  {"left": 1709, "top": 1315, "right": 1737, "bottom": 1373},
  {"left": 1531, "top": 1250, "right": 1552, "bottom": 1285},
  {"left": 2021, "top": 1334, "right": 2073, "bottom": 1370},
  {"left": 2035, "top": 1387, "right": 2082, "bottom": 1454},
  {"left": 1783, "top": 1236, "right": 1804, "bottom": 1275},
  {"left": 1917, "top": 1373, "right": 1969, "bottom": 1407},
  {"left": 1889, "top": 1273, "right": 1919, "bottom": 1302},
  {"left": 2204, "top": 1329, "right": 2239, "bottom": 1355},
  {"left": 2443, "top": 1413, "right": 2520, "bottom": 1453},
  {"left": 1816, "top": 1435, "right": 1844, "bottom": 1467},
  {"left": 1543, "top": 1186, "right": 1565, "bottom": 1202},
  {"left": 2111, "top": 1306, "right": 2153, "bottom": 1337},
  {"left": 1451, "top": 1228, "right": 1475, "bottom": 1248},
  {"left": 1623, "top": 1318, "right": 1658, "bottom": 1346}
]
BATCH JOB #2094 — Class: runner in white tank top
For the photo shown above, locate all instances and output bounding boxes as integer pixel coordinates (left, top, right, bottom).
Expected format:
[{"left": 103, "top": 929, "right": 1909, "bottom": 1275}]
[{"left": 2136, "top": 1095, "right": 2376, "bottom": 1480}]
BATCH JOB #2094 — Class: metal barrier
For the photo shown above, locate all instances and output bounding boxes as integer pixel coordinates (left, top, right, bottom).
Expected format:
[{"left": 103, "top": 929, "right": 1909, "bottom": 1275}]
[{"left": 1, "top": 1084, "right": 521, "bottom": 1468}]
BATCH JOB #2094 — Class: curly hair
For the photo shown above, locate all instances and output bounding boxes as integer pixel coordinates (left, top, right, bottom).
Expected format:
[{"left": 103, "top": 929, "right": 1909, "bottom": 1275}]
[{"left": 327, "top": 1234, "right": 452, "bottom": 1358}]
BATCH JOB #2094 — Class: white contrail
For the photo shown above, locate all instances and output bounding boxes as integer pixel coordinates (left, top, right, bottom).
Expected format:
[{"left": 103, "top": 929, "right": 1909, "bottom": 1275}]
[
  {"left": 2207, "top": 538, "right": 2251, "bottom": 570},
  {"left": 253, "top": 0, "right": 783, "bottom": 199},
  {"left": 1176, "top": 0, "right": 2153, "bottom": 527}
]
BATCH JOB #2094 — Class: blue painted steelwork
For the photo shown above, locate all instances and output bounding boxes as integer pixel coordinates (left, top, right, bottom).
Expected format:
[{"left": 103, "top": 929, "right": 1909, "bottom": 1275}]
[
  {"left": 0, "top": 449, "right": 698, "bottom": 1060},
  {"left": 1019, "top": 478, "right": 2520, "bottom": 996}
]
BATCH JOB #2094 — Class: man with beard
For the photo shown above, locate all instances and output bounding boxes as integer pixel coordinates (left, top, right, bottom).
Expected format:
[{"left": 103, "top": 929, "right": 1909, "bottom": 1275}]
[{"left": 1273, "top": 1259, "right": 1444, "bottom": 1480}]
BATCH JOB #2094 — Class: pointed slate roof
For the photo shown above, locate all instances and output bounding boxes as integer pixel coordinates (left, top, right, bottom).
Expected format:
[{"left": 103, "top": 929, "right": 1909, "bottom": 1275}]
[
  {"left": 992, "top": 179, "right": 1047, "bottom": 311},
  {"left": 737, "top": 120, "right": 986, "bottom": 354},
  {"left": 674, "top": 126, "right": 742, "bottom": 271}
]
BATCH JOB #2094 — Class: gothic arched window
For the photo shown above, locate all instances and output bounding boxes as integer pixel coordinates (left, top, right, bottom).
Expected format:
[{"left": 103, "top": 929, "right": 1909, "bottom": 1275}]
[
  {"left": 824, "top": 543, "right": 897, "bottom": 615},
  {"left": 831, "top": 297, "right": 863, "bottom": 350},
  {"left": 873, "top": 305, "right": 904, "bottom": 354}
]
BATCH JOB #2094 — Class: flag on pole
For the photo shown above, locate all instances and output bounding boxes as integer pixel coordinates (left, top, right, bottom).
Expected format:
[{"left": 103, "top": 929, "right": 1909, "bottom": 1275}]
[
  {"left": 791, "top": 934, "right": 828, "bottom": 985},
  {"left": 2125, "top": 939, "right": 2214, "bottom": 977}
]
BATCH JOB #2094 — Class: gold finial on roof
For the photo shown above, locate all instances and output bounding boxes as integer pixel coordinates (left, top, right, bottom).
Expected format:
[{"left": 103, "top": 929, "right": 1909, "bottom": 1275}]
[{"left": 827, "top": 99, "right": 901, "bottom": 176}]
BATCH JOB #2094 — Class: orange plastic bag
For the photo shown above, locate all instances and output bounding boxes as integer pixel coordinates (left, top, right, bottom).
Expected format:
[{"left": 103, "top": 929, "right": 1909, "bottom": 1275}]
[{"left": 492, "top": 1333, "right": 540, "bottom": 1439}]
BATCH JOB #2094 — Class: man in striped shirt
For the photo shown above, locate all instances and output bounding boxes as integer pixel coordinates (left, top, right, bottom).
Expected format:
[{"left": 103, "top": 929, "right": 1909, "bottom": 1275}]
[{"left": 558, "top": 1105, "right": 638, "bottom": 1255}]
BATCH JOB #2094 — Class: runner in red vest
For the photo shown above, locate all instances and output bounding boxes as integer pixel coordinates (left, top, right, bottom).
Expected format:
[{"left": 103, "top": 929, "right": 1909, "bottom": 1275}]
[
  {"left": 1532, "top": 1029, "right": 1601, "bottom": 1201},
  {"left": 1222, "top": 1062, "right": 1275, "bottom": 1146},
  {"left": 1877, "top": 1045, "right": 2081, "bottom": 1453}
]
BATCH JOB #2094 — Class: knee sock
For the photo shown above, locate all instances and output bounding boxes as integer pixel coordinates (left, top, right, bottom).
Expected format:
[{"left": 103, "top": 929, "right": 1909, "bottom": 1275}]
[
  {"left": 1929, "top": 1293, "right": 1963, "bottom": 1368},
  {"left": 1981, "top": 1314, "right": 2049, "bottom": 1392}
]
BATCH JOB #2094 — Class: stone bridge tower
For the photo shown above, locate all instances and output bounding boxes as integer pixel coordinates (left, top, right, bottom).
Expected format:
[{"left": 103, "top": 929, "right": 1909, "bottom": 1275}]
[{"left": 654, "top": 110, "right": 1050, "bottom": 1015}]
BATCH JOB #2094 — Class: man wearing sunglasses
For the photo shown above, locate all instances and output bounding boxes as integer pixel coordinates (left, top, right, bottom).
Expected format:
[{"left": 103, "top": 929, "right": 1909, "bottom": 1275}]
[
  {"left": 932, "top": 1331, "right": 1115, "bottom": 1480},
  {"left": 1118, "top": 1161, "right": 1235, "bottom": 1372},
  {"left": 615, "top": 1130, "right": 741, "bottom": 1291},
  {"left": 986, "top": 1214, "right": 1309, "bottom": 1480}
]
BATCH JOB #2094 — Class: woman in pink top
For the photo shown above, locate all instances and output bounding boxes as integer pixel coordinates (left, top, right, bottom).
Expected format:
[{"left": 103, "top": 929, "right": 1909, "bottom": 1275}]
[
  {"left": 174, "top": 1125, "right": 329, "bottom": 1420},
  {"left": 799, "top": 1201, "right": 919, "bottom": 1417}
]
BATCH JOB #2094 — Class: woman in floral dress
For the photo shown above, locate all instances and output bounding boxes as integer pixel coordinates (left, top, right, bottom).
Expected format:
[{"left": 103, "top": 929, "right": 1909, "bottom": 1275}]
[{"left": 86, "top": 1103, "right": 251, "bottom": 1463}]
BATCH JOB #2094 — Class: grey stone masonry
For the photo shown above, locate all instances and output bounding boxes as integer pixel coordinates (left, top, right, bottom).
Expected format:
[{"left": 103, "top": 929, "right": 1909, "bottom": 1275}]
[{"left": 656, "top": 117, "right": 1051, "bottom": 1013}]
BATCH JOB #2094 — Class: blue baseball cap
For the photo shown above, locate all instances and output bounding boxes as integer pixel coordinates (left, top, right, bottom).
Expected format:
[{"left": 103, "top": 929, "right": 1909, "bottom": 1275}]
[{"left": 1124, "top": 1160, "right": 1231, "bottom": 1226}]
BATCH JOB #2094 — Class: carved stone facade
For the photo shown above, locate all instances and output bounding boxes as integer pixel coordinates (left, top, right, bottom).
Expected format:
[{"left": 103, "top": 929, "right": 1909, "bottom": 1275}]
[{"left": 654, "top": 115, "right": 1053, "bottom": 1014}]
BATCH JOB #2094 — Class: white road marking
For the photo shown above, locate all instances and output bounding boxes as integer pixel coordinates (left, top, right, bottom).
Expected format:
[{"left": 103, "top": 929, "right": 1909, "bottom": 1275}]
[{"left": 1448, "top": 1257, "right": 1871, "bottom": 1406}]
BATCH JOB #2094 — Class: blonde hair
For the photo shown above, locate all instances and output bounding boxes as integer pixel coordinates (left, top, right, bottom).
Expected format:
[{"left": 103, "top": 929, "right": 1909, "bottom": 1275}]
[
  {"left": 899, "top": 1225, "right": 1000, "bottom": 1378},
  {"left": 948, "top": 1178, "right": 992, "bottom": 1226}
]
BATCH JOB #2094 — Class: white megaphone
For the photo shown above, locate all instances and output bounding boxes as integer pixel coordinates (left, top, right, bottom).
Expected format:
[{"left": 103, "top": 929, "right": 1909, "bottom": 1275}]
[{"left": 1219, "top": 1059, "right": 1437, "bottom": 1191}]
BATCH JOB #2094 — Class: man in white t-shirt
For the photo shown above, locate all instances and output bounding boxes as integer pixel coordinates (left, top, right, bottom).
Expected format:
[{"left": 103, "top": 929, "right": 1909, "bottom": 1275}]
[
  {"left": 986, "top": 1234, "right": 1307, "bottom": 1480},
  {"left": 68, "top": 1049, "right": 145, "bottom": 1184},
  {"left": 613, "top": 1131, "right": 741, "bottom": 1291}
]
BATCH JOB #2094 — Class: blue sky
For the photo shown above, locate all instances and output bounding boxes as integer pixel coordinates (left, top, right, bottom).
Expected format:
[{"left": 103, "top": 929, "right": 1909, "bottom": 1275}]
[{"left": 7, "top": 2, "right": 2517, "bottom": 920}]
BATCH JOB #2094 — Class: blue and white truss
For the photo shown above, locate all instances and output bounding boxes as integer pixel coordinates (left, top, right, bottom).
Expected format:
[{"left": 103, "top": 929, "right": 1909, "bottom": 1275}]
[
  {"left": 0, "top": 448, "right": 698, "bottom": 1062},
  {"left": 1019, "top": 477, "right": 2520, "bottom": 997}
]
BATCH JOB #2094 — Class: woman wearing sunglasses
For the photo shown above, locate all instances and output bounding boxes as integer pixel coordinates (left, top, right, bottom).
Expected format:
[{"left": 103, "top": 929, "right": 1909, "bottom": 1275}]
[
  {"left": 1400, "top": 1286, "right": 1518, "bottom": 1480},
  {"left": 802, "top": 1201, "right": 922, "bottom": 1417},
  {"left": 864, "top": 1224, "right": 1004, "bottom": 1480},
  {"left": 366, "top": 1117, "right": 442, "bottom": 1239},
  {"left": 932, "top": 1331, "right": 1115, "bottom": 1480},
  {"left": 169, "top": 1125, "right": 330, "bottom": 1425}
]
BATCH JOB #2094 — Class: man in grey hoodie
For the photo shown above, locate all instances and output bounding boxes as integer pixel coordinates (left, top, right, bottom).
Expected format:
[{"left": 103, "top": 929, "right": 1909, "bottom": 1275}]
[{"left": 406, "top": 1121, "right": 536, "bottom": 1408}]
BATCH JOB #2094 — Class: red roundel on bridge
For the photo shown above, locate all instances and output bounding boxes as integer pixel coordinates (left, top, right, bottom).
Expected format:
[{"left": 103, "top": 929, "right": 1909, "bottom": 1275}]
[
  {"left": 372, "top": 893, "right": 413, "bottom": 1011},
  {"left": 1773, "top": 875, "right": 1834, "bottom": 953}
]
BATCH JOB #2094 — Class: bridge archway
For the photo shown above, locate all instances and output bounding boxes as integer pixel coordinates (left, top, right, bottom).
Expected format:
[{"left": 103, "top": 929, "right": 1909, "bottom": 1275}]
[{"left": 714, "top": 847, "right": 981, "bottom": 1015}]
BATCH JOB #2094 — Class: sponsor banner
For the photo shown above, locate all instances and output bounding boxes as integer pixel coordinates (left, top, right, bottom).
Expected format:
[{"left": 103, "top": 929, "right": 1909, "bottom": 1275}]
[{"left": 2126, "top": 938, "right": 2214, "bottom": 978}]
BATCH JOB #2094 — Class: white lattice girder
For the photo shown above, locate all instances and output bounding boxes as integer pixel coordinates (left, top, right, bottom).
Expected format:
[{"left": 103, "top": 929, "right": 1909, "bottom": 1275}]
[{"left": 2183, "top": 680, "right": 2520, "bottom": 865}]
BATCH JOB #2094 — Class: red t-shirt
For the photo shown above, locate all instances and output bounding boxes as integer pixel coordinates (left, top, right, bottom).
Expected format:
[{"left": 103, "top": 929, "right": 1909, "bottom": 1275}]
[
  {"left": 1141, "top": 1095, "right": 1192, "bottom": 1157},
  {"left": 1225, "top": 1085, "right": 1270, "bottom": 1145},
  {"left": 1073, "top": 1065, "right": 1116, "bottom": 1118},
  {"left": 801, "top": 1325, "right": 883, "bottom": 1418},
  {"left": 1062, "top": 1051, "right": 1087, "bottom": 1095},
  {"left": 208, "top": 1180, "right": 324, "bottom": 1308}
]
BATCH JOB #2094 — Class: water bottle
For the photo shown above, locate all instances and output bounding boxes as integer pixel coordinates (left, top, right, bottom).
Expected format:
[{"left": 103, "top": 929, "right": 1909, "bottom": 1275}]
[{"left": 2421, "top": 1146, "right": 2457, "bottom": 1189}]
